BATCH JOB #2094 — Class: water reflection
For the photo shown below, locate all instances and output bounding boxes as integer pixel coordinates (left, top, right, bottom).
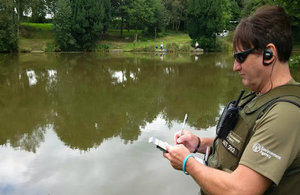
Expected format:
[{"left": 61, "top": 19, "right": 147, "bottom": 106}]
[
  {"left": 26, "top": 70, "right": 38, "bottom": 86},
  {"left": 0, "top": 52, "right": 253, "bottom": 151}
]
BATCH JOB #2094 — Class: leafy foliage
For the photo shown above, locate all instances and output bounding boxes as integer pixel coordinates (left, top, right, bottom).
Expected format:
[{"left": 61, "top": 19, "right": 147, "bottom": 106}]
[
  {"left": 0, "top": 0, "right": 18, "bottom": 52},
  {"left": 53, "top": 0, "right": 76, "bottom": 51},
  {"left": 30, "top": 0, "right": 47, "bottom": 23},
  {"left": 163, "top": 0, "right": 188, "bottom": 31},
  {"left": 111, "top": 0, "right": 166, "bottom": 38},
  {"left": 54, "top": 0, "right": 110, "bottom": 51},
  {"left": 289, "top": 55, "right": 300, "bottom": 69},
  {"left": 128, "top": 0, "right": 166, "bottom": 36},
  {"left": 187, "top": 0, "right": 223, "bottom": 51}
]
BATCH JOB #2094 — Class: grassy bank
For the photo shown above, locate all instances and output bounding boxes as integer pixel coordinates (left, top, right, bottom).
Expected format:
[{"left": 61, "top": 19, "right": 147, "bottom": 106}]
[
  {"left": 99, "top": 31, "right": 193, "bottom": 52},
  {"left": 19, "top": 23, "right": 197, "bottom": 52},
  {"left": 19, "top": 23, "right": 54, "bottom": 52},
  {"left": 19, "top": 22, "right": 237, "bottom": 53}
]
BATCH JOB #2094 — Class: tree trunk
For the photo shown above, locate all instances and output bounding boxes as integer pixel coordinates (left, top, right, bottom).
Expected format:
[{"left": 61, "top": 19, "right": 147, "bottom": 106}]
[
  {"left": 176, "top": 21, "right": 180, "bottom": 31},
  {"left": 135, "top": 26, "right": 138, "bottom": 42},
  {"left": 120, "top": 16, "right": 124, "bottom": 38},
  {"left": 172, "top": 20, "right": 175, "bottom": 30},
  {"left": 17, "top": 0, "right": 20, "bottom": 38}
]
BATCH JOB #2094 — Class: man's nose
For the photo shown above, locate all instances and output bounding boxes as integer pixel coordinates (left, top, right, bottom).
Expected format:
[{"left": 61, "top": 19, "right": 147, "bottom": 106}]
[{"left": 233, "top": 60, "right": 241, "bottom": 72}]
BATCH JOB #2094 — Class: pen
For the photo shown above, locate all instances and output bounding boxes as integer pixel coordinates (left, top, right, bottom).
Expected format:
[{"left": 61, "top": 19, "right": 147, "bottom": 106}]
[{"left": 180, "top": 114, "right": 188, "bottom": 136}]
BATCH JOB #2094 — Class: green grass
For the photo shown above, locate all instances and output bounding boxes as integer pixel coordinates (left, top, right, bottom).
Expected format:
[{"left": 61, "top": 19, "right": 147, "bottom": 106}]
[
  {"left": 21, "top": 22, "right": 53, "bottom": 30},
  {"left": 20, "top": 23, "right": 54, "bottom": 40}
]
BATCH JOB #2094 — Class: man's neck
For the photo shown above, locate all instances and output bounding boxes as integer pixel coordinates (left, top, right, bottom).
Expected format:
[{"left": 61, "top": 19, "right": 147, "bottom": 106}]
[{"left": 259, "top": 61, "right": 292, "bottom": 94}]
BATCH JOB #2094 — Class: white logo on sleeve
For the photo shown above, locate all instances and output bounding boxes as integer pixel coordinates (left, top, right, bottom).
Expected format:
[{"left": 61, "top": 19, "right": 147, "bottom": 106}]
[{"left": 252, "top": 143, "right": 281, "bottom": 160}]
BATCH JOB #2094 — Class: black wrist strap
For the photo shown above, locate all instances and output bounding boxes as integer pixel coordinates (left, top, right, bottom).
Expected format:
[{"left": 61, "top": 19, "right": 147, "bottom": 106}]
[{"left": 193, "top": 137, "right": 201, "bottom": 153}]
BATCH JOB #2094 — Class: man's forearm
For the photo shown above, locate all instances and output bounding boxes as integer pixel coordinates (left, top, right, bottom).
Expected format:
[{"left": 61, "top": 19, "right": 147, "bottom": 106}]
[
  {"left": 198, "top": 137, "right": 215, "bottom": 154},
  {"left": 186, "top": 158, "right": 236, "bottom": 195},
  {"left": 185, "top": 158, "right": 271, "bottom": 195}
]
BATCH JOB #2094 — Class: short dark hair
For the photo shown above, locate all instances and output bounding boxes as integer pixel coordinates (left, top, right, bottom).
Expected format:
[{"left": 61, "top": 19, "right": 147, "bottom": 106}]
[{"left": 233, "top": 5, "right": 292, "bottom": 62}]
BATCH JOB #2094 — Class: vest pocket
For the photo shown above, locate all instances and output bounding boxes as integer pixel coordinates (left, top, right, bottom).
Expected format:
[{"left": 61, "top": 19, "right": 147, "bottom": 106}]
[{"left": 211, "top": 121, "right": 247, "bottom": 171}]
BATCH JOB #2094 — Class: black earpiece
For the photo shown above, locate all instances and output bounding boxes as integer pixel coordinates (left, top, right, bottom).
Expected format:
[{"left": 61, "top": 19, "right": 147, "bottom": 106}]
[{"left": 263, "top": 49, "right": 273, "bottom": 66}]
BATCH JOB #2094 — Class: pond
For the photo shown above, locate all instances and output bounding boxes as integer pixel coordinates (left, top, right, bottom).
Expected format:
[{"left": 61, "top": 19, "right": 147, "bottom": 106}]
[{"left": 0, "top": 52, "right": 299, "bottom": 195}]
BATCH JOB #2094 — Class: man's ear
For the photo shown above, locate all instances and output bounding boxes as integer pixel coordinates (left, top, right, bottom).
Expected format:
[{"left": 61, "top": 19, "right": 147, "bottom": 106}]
[{"left": 263, "top": 43, "right": 276, "bottom": 66}]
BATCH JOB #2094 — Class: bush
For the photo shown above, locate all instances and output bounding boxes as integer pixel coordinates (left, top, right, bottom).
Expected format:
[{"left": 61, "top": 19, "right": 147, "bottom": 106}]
[
  {"left": 196, "top": 36, "right": 218, "bottom": 52},
  {"left": 166, "top": 43, "right": 179, "bottom": 52},
  {"left": 289, "top": 55, "right": 300, "bottom": 69},
  {"left": 179, "top": 44, "right": 190, "bottom": 53},
  {"left": 143, "top": 45, "right": 156, "bottom": 52},
  {"left": 0, "top": 1, "right": 18, "bottom": 52},
  {"left": 92, "top": 44, "right": 109, "bottom": 52},
  {"left": 131, "top": 44, "right": 156, "bottom": 52},
  {"left": 45, "top": 42, "right": 60, "bottom": 52}
]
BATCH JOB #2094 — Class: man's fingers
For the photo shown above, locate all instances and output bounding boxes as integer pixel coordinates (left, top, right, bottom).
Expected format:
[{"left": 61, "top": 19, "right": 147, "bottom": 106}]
[
  {"left": 174, "top": 131, "right": 181, "bottom": 144},
  {"left": 163, "top": 145, "right": 171, "bottom": 159}
]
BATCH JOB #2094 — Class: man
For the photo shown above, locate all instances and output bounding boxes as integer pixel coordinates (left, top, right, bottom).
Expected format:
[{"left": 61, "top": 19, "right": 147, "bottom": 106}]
[{"left": 163, "top": 5, "right": 300, "bottom": 195}]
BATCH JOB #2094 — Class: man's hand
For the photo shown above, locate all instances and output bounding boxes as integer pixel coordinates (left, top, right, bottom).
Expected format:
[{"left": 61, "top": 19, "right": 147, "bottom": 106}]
[
  {"left": 174, "top": 129, "right": 199, "bottom": 153},
  {"left": 163, "top": 144, "right": 191, "bottom": 170}
]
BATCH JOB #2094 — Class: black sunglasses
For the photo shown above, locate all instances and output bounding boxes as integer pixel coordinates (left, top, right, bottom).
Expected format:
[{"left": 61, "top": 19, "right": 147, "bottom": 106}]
[{"left": 233, "top": 48, "right": 255, "bottom": 63}]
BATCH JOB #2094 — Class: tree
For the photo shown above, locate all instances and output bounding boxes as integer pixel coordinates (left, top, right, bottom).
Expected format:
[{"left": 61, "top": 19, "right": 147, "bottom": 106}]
[
  {"left": 15, "top": 0, "right": 31, "bottom": 22},
  {"left": 70, "top": 0, "right": 106, "bottom": 50},
  {"left": 221, "top": 0, "right": 240, "bottom": 30},
  {"left": 111, "top": 0, "right": 132, "bottom": 37},
  {"left": 163, "top": 0, "right": 188, "bottom": 31},
  {"left": 146, "top": 0, "right": 167, "bottom": 38},
  {"left": 186, "top": 0, "right": 223, "bottom": 51},
  {"left": 278, "top": 0, "right": 300, "bottom": 43},
  {"left": 229, "top": 0, "right": 241, "bottom": 21},
  {"left": 103, "top": 0, "right": 111, "bottom": 32},
  {"left": 54, "top": 0, "right": 109, "bottom": 51},
  {"left": 53, "top": 0, "right": 76, "bottom": 50},
  {"left": 0, "top": 0, "right": 18, "bottom": 52},
  {"left": 128, "top": 0, "right": 154, "bottom": 41},
  {"left": 128, "top": 0, "right": 166, "bottom": 40},
  {"left": 45, "top": 0, "right": 57, "bottom": 15},
  {"left": 30, "top": 0, "right": 47, "bottom": 23}
]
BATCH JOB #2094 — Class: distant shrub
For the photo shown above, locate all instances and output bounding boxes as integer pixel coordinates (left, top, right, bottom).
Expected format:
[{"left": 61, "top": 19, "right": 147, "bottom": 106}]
[
  {"left": 143, "top": 45, "right": 156, "bottom": 52},
  {"left": 197, "top": 36, "right": 218, "bottom": 52},
  {"left": 215, "top": 37, "right": 230, "bottom": 52},
  {"left": 179, "top": 44, "right": 190, "bottom": 53},
  {"left": 131, "top": 46, "right": 155, "bottom": 52},
  {"left": 166, "top": 43, "right": 179, "bottom": 52},
  {"left": 92, "top": 44, "right": 109, "bottom": 52},
  {"left": 289, "top": 55, "right": 300, "bottom": 69},
  {"left": 45, "top": 42, "right": 60, "bottom": 52}
]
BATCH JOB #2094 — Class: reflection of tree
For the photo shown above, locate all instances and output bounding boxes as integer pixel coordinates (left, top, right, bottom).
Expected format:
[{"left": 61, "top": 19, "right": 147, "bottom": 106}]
[
  {"left": 0, "top": 53, "right": 244, "bottom": 152},
  {"left": 53, "top": 54, "right": 165, "bottom": 150},
  {"left": 161, "top": 53, "right": 240, "bottom": 129},
  {"left": 0, "top": 54, "right": 51, "bottom": 152}
]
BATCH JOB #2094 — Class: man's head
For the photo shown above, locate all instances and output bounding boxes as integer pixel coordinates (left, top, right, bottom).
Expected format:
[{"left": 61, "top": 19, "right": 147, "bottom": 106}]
[
  {"left": 233, "top": 5, "right": 292, "bottom": 63},
  {"left": 232, "top": 5, "right": 293, "bottom": 93}
]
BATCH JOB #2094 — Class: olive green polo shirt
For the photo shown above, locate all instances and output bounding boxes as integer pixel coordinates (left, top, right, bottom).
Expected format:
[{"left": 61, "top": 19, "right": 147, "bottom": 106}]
[{"left": 239, "top": 80, "right": 300, "bottom": 187}]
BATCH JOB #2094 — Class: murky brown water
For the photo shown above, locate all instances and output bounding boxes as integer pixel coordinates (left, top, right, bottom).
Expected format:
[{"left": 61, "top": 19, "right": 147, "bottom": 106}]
[{"left": 0, "top": 52, "right": 299, "bottom": 195}]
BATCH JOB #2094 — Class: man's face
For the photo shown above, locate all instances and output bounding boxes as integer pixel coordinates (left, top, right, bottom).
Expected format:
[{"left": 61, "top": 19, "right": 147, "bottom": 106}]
[{"left": 233, "top": 48, "right": 270, "bottom": 93}]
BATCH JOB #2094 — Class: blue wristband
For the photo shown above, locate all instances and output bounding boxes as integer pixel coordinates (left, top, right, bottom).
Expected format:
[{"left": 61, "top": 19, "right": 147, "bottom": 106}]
[{"left": 182, "top": 154, "right": 194, "bottom": 175}]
